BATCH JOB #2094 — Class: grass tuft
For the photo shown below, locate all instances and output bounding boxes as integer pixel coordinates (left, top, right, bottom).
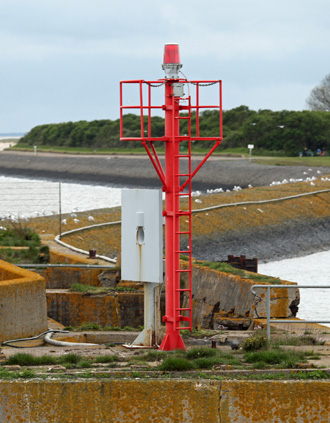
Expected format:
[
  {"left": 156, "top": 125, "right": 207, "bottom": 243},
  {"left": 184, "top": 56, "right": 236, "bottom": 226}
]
[
  {"left": 158, "top": 357, "right": 195, "bottom": 371},
  {"left": 244, "top": 348, "right": 308, "bottom": 369},
  {"left": 186, "top": 347, "right": 217, "bottom": 360},
  {"left": 94, "top": 355, "right": 119, "bottom": 364}
]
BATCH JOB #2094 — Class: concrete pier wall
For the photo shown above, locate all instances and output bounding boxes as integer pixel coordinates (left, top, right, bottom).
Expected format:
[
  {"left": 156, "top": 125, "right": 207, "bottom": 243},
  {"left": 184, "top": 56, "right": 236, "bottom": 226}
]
[
  {"left": 181, "top": 262, "right": 299, "bottom": 329},
  {"left": 0, "top": 379, "right": 329, "bottom": 423},
  {"left": 0, "top": 260, "right": 47, "bottom": 343}
]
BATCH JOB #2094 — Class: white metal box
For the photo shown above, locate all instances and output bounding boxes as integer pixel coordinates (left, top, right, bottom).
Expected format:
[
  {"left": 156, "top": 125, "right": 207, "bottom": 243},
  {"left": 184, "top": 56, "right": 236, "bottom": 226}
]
[{"left": 121, "top": 189, "right": 163, "bottom": 283}]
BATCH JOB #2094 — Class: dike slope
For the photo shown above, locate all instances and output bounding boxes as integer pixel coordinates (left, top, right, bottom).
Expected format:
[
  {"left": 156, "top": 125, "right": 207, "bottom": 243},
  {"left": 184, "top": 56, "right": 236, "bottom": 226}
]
[
  {"left": 1, "top": 151, "right": 330, "bottom": 191},
  {"left": 2, "top": 150, "right": 330, "bottom": 262},
  {"left": 27, "top": 174, "right": 330, "bottom": 263}
]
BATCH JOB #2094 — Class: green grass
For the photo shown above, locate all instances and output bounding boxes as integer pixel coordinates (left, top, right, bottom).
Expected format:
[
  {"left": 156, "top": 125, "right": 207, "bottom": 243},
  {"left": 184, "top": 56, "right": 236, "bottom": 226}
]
[
  {"left": 244, "top": 348, "right": 309, "bottom": 369},
  {"left": 0, "top": 227, "right": 40, "bottom": 247},
  {"left": 272, "top": 334, "right": 325, "bottom": 347},
  {"left": 0, "top": 224, "right": 49, "bottom": 264},
  {"left": 0, "top": 245, "right": 49, "bottom": 264},
  {"left": 94, "top": 355, "right": 119, "bottom": 364},
  {"left": 75, "top": 322, "right": 102, "bottom": 331},
  {"left": 10, "top": 142, "right": 330, "bottom": 168},
  {"left": 11, "top": 144, "right": 244, "bottom": 156},
  {"left": 254, "top": 156, "right": 330, "bottom": 167},
  {"left": 64, "top": 322, "right": 139, "bottom": 331},
  {"left": 186, "top": 347, "right": 217, "bottom": 359},
  {"left": 2, "top": 344, "right": 326, "bottom": 380},
  {"left": 1, "top": 348, "right": 329, "bottom": 380},
  {"left": 158, "top": 357, "right": 195, "bottom": 371},
  {"left": 6, "top": 353, "right": 57, "bottom": 366},
  {"left": 154, "top": 347, "right": 242, "bottom": 371},
  {"left": 69, "top": 283, "right": 137, "bottom": 294},
  {"left": 195, "top": 261, "right": 282, "bottom": 285},
  {"left": 11, "top": 144, "right": 153, "bottom": 155},
  {"left": 5, "top": 352, "right": 120, "bottom": 369}
]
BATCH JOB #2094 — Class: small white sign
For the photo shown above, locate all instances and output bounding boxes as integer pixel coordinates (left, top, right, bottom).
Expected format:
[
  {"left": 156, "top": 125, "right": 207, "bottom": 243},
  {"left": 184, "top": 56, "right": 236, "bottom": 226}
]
[
  {"left": 248, "top": 144, "right": 254, "bottom": 149},
  {"left": 121, "top": 189, "right": 163, "bottom": 283}
]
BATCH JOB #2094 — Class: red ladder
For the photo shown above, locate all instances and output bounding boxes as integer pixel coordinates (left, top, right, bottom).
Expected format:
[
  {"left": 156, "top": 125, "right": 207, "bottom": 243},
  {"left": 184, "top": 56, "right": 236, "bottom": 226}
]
[{"left": 173, "top": 95, "right": 192, "bottom": 331}]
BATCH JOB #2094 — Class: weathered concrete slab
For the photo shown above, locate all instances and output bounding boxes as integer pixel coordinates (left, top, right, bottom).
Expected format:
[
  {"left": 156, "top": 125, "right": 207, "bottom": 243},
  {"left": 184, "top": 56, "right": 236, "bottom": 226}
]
[{"left": 0, "top": 260, "right": 47, "bottom": 343}]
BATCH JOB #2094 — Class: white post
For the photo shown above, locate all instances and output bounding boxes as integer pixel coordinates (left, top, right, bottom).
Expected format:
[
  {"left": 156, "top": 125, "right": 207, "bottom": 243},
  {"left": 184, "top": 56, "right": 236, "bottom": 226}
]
[{"left": 132, "top": 282, "right": 162, "bottom": 347}]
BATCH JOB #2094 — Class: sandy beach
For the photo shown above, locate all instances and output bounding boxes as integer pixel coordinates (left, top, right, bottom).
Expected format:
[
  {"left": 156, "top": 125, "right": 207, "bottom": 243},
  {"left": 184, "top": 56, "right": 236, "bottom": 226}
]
[{"left": 0, "top": 140, "right": 18, "bottom": 151}]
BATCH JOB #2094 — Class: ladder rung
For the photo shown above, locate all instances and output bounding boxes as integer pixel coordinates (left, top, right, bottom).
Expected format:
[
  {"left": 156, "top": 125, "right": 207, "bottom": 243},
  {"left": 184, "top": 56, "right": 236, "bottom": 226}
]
[
  {"left": 175, "top": 270, "right": 191, "bottom": 273},
  {"left": 176, "top": 308, "right": 191, "bottom": 311},
  {"left": 176, "top": 250, "right": 190, "bottom": 254},
  {"left": 176, "top": 288, "right": 191, "bottom": 292},
  {"left": 177, "top": 193, "right": 189, "bottom": 196},
  {"left": 175, "top": 154, "right": 190, "bottom": 158},
  {"left": 176, "top": 173, "right": 190, "bottom": 177},
  {"left": 177, "top": 211, "right": 190, "bottom": 216},
  {"left": 179, "top": 327, "right": 191, "bottom": 330},
  {"left": 176, "top": 231, "right": 191, "bottom": 234}
]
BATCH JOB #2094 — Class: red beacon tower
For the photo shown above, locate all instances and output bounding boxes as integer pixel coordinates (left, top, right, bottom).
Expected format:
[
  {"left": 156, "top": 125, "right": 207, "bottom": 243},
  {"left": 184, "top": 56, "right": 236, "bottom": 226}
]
[{"left": 120, "top": 44, "right": 222, "bottom": 350}]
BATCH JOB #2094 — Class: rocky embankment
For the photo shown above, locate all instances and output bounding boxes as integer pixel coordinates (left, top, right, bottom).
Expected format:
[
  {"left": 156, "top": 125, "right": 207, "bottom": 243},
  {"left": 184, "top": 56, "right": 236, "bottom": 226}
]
[{"left": 2, "top": 150, "right": 330, "bottom": 262}]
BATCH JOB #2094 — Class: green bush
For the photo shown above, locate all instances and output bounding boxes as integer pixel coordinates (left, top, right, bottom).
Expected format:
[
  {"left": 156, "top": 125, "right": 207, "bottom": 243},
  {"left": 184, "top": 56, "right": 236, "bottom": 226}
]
[{"left": 242, "top": 331, "right": 268, "bottom": 352}]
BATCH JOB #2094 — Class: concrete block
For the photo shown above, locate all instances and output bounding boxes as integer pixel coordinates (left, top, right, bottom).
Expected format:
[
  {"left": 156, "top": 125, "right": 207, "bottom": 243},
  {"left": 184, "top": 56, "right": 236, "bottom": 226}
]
[{"left": 0, "top": 260, "right": 47, "bottom": 343}]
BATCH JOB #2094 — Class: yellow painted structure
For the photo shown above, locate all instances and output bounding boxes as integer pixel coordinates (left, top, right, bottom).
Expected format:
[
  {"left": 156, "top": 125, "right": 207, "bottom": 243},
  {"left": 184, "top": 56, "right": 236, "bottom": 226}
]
[
  {"left": 46, "top": 290, "right": 144, "bottom": 327},
  {"left": 0, "top": 260, "right": 47, "bottom": 343},
  {"left": 0, "top": 379, "right": 329, "bottom": 422}
]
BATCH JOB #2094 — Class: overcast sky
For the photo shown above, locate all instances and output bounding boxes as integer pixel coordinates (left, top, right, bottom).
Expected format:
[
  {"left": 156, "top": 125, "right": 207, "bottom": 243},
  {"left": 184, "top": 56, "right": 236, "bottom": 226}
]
[{"left": 1, "top": 0, "right": 330, "bottom": 133}]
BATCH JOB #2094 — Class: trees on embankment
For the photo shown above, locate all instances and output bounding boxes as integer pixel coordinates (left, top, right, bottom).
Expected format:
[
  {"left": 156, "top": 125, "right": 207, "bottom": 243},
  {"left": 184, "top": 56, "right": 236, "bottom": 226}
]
[{"left": 18, "top": 106, "right": 330, "bottom": 156}]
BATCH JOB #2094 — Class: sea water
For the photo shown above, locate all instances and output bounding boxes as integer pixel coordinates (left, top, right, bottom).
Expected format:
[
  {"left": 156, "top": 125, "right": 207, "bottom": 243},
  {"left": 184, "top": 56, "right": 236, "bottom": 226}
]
[
  {"left": 259, "top": 251, "right": 330, "bottom": 328},
  {"left": 0, "top": 175, "right": 121, "bottom": 217}
]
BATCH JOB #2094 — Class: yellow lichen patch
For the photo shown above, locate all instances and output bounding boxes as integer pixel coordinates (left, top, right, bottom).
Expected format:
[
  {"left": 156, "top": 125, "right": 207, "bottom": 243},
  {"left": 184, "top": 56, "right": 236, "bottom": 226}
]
[
  {"left": 0, "top": 380, "right": 330, "bottom": 422},
  {"left": 0, "top": 380, "right": 221, "bottom": 423},
  {"left": 0, "top": 260, "right": 47, "bottom": 343},
  {"left": 220, "top": 380, "right": 330, "bottom": 423},
  {"left": 47, "top": 291, "right": 144, "bottom": 328}
]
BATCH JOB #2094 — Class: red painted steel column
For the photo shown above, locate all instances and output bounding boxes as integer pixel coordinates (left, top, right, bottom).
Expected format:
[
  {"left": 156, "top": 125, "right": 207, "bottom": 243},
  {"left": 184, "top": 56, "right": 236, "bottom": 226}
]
[{"left": 159, "top": 80, "right": 185, "bottom": 351}]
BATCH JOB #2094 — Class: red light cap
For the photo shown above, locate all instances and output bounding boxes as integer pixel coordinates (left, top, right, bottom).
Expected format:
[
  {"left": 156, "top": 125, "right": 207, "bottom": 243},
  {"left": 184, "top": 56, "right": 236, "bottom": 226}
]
[{"left": 163, "top": 43, "right": 180, "bottom": 64}]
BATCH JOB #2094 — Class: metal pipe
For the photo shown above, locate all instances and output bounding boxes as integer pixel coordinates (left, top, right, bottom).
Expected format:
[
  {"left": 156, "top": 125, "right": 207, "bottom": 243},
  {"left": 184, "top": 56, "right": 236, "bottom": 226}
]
[
  {"left": 2, "top": 330, "right": 68, "bottom": 348},
  {"left": 17, "top": 264, "right": 115, "bottom": 269},
  {"left": 44, "top": 331, "right": 99, "bottom": 347},
  {"left": 269, "top": 320, "right": 330, "bottom": 323},
  {"left": 251, "top": 284, "right": 330, "bottom": 295},
  {"left": 267, "top": 287, "right": 270, "bottom": 341},
  {"left": 192, "top": 189, "right": 330, "bottom": 214},
  {"left": 54, "top": 234, "right": 117, "bottom": 264},
  {"left": 251, "top": 284, "right": 330, "bottom": 340}
]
